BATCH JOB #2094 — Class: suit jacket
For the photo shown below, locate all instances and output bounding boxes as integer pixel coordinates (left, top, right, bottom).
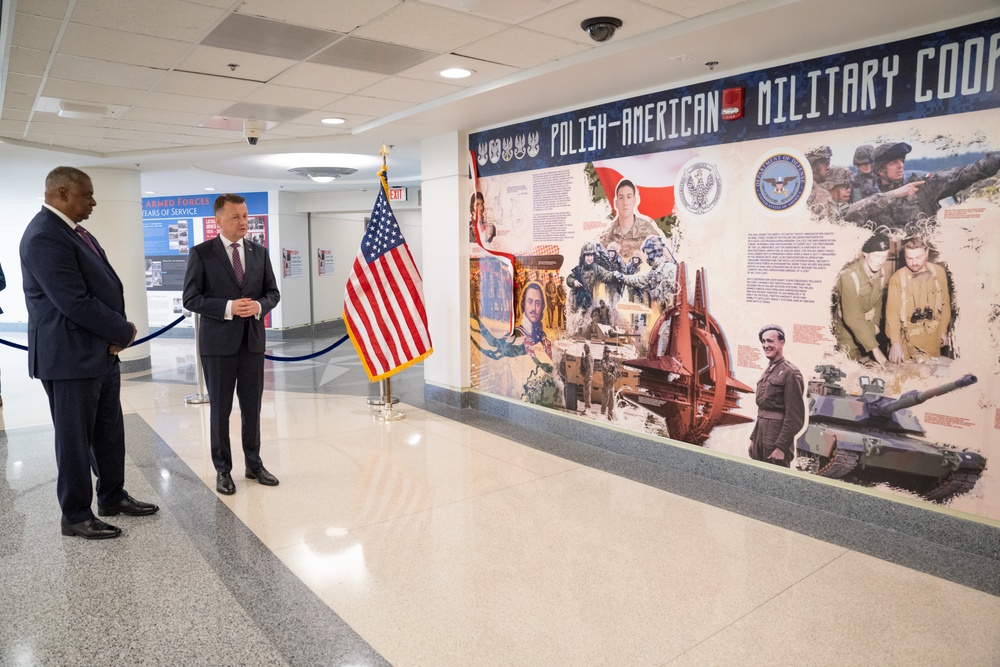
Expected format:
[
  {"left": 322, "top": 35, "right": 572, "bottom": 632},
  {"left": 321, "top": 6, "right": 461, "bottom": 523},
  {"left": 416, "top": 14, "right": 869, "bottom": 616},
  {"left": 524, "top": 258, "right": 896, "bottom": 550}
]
[
  {"left": 19, "top": 208, "right": 134, "bottom": 380},
  {"left": 0, "top": 259, "right": 6, "bottom": 314},
  {"left": 182, "top": 236, "right": 280, "bottom": 356}
]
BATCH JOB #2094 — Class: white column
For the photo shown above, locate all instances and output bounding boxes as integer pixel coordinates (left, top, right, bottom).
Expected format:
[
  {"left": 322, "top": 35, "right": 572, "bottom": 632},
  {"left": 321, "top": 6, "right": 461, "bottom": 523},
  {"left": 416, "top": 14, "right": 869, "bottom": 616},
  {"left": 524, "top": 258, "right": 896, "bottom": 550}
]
[
  {"left": 85, "top": 168, "right": 151, "bottom": 370},
  {"left": 420, "top": 132, "right": 470, "bottom": 391}
]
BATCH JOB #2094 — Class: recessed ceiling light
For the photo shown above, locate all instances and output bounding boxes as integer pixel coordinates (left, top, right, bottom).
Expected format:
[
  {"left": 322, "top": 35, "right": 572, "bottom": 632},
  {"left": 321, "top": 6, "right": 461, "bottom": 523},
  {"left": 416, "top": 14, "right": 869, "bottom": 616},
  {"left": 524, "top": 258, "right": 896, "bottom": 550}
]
[
  {"left": 320, "top": 117, "right": 346, "bottom": 125},
  {"left": 144, "top": 191, "right": 156, "bottom": 195},
  {"left": 204, "top": 187, "right": 216, "bottom": 191},
  {"left": 439, "top": 67, "right": 473, "bottom": 79},
  {"left": 288, "top": 167, "right": 359, "bottom": 183}
]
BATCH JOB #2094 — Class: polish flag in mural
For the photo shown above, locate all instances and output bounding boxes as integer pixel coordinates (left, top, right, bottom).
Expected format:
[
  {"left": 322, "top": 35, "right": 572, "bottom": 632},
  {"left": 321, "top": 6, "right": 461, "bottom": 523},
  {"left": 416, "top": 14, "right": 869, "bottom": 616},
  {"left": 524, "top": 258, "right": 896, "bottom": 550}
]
[{"left": 593, "top": 151, "right": 695, "bottom": 218}]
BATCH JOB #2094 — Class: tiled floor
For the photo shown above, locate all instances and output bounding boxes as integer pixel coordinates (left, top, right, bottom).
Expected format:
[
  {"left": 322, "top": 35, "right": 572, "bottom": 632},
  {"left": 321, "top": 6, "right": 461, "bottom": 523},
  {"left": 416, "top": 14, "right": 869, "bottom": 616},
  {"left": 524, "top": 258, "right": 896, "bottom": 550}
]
[{"left": 1, "top": 331, "right": 999, "bottom": 666}]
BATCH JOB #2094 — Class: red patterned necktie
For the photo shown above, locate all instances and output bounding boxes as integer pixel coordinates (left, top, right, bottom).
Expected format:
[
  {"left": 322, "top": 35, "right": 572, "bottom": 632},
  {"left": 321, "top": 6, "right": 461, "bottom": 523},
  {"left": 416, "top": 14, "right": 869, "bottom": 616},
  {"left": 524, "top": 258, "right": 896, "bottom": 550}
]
[
  {"left": 231, "top": 242, "right": 245, "bottom": 287},
  {"left": 75, "top": 225, "right": 101, "bottom": 257}
]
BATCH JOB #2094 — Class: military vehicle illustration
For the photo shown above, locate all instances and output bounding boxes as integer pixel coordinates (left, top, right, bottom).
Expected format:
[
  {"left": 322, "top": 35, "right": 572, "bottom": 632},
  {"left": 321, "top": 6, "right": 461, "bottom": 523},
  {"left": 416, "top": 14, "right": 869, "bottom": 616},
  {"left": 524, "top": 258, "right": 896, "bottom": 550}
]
[
  {"left": 559, "top": 337, "right": 639, "bottom": 412},
  {"left": 617, "top": 263, "right": 754, "bottom": 444},
  {"left": 796, "top": 365, "right": 985, "bottom": 502}
]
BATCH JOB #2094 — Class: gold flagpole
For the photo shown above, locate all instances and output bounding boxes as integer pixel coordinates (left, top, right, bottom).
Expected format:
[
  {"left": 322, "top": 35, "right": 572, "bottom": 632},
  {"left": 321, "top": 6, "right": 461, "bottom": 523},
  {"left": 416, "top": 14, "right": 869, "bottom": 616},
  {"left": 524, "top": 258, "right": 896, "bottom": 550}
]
[{"left": 374, "top": 143, "right": 406, "bottom": 422}]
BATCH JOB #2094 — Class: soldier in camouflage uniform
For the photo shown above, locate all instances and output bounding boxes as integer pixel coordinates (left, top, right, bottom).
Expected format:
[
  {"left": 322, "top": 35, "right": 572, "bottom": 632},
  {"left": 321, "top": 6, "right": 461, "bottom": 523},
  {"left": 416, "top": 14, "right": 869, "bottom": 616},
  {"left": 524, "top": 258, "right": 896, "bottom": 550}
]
[
  {"left": 616, "top": 236, "right": 678, "bottom": 356},
  {"left": 580, "top": 342, "right": 594, "bottom": 410},
  {"left": 850, "top": 144, "right": 878, "bottom": 202},
  {"left": 806, "top": 145, "right": 833, "bottom": 184},
  {"left": 885, "top": 237, "right": 951, "bottom": 362},
  {"left": 566, "top": 242, "right": 613, "bottom": 313},
  {"left": 809, "top": 166, "right": 853, "bottom": 222},
  {"left": 844, "top": 142, "right": 1000, "bottom": 230},
  {"left": 599, "top": 179, "right": 663, "bottom": 260},
  {"left": 834, "top": 233, "right": 890, "bottom": 366},
  {"left": 600, "top": 346, "right": 619, "bottom": 420},
  {"left": 749, "top": 325, "right": 805, "bottom": 468}
]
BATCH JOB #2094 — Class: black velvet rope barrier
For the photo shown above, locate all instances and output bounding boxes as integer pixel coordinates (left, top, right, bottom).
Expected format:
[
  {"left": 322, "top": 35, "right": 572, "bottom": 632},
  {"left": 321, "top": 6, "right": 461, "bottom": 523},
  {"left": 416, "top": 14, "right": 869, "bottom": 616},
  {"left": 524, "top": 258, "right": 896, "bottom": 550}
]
[
  {"left": 1, "top": 321, "right": 350, "bottom": 363},
  {"left": 264, "top": 334, "right": 349, "bottom": 362}
]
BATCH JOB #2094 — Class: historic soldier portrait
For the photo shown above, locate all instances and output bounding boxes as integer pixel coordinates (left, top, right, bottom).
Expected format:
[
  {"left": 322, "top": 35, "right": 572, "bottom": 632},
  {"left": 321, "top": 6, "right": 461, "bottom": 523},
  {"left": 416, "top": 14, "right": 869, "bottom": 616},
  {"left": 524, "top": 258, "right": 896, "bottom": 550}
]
[
  {"left": 834, "top": 233, "right": 890, "bottom": 366},
  {"left": 749, "top": 325, "right": 806, "bottom": 468},
  {"left": 885, "top": 237, "right": 952, "bottom": 363}
]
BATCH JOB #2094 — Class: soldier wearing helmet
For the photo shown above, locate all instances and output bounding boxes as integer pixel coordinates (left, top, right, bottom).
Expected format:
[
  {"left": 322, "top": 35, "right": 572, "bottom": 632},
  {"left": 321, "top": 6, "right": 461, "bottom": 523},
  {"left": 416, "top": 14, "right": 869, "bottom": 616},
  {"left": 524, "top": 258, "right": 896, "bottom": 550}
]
[
  {"left": 598, "top": 179, "right": 662, "bottom": 259},
  {"left": 845, "top": 141, "right": 1000, "bottom": 229},
  {"left": 806, "top": 145, "right": 833, "bottom": 183},
  {"left": 617, "top": 235, "right": 678, "bottom": 356},
  {"left": 850, "top": 144, "right": 878, "bottom": 202},
  {"left": 809, "top": 165, "right": 854, "bottom": 222},
  {"left": 566, "top": 241, "right": 612, "bottom": 313}
]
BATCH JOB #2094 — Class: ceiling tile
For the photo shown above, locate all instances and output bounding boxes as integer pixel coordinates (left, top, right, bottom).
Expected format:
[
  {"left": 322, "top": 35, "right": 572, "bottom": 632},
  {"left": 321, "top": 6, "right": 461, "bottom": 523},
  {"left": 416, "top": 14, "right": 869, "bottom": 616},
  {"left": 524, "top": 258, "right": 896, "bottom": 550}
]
[
  {"left": 11, "top": 13, "right": 62, "bottom": 50},
  {"left": 59, "top": 24, "right": 191, "bottom": 68},
  {"left": 455, "top": 26, "right": 588, "bottom": 69},
  {"left": 218, "top": 102, "right": 312, "bottom": 122},
  {"left": 202, "top": 13, "right": 343, "bottom": 60},
  {"left": 41, "top": 79, "right": 143, "bottom": 106},
  {"left": 352, "top": 2, "right": 507, "bottom": 53},
  {"left": 7, "top": 46, "right": 52, "bottom": 77},
  {"left": 396, "top": 54, "right": 519, "bottom": 86},
  {"left": 139, "top": 91, "right": 233, "bottom": 115},
  {"left": 50, "top": 55, "right": 167, "bottom": 90},
  {"left": 121, "top": 107, "right": 213, "bottom": 126},
  {"left": 266, "top": 123, "right": 349, "bottom": 138},
  {"left": 4, "top": 73, "right": 43, "bottom": 96},
  {"left": 270, "top": 62, "right": 387, "bottom": 94},
  {"left": 310, "top": 37, "right": 437, "bottom": 75},
  {"left": 2, "top": 92, "right": 36, "bottom": 111},
  {"left": 420, "top": 0, "right": 577, "bottom": 23},
  {"left": 240, "top": 85, "right": 342, "bottom": 109},
  {"left": 24, "top": 119, "right": 112, "bottom": 137},
  {"left": 524, "top": 0, "right": 683, "bottom": 44},
  {"left": 640, "top": 0, "right": 748, "bottom": 19},
  {"left": 0, "top": 120, "right": 29, "bottom": 135},
  {"left": 177, "top": 45, "right": 298, "bottom": 82},
  {"left": 16, "top": 0, "right": 71, "bottom": 20},
  {"left": 321, "top": 95, "right": 411, "bottom": 117},
  {"left": 155, "top": 71, "right": 263, "bottom": 100},
  {"left": 70, "top": 0, "right": 228, "bottom": 41},
  {"left": 0, "top": 109, "right": 31, "bottom": 122},
  {"left": 279, "top": 108, "right": 376, "bottom": 128},
  {"left": 358, "top": 76, "right": 463, "bottom": 104},
  {"left": 236, "top": 0, "right": 402, "bottom": 33}
]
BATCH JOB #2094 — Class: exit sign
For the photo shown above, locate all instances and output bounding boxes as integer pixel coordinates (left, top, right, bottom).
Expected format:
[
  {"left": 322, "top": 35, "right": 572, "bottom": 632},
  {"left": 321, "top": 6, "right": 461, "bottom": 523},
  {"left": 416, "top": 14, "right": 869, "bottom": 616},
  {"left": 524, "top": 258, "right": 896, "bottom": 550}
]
[{"left": 389, "top": 187, "right": 407, "bottom": 201}]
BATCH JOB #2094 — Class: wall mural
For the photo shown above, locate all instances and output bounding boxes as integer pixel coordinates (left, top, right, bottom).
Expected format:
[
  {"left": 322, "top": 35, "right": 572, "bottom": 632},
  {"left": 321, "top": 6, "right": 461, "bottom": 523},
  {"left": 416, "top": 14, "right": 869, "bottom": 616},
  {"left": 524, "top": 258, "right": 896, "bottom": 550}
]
[{"left": 469, "top": 17, "right": 1000, "bottom": 522}]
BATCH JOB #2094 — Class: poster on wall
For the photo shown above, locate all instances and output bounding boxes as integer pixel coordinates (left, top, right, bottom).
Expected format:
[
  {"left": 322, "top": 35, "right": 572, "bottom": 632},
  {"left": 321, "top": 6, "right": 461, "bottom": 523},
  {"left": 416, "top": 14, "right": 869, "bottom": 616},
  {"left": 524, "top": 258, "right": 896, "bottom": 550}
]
[
  {"left": 282, "top": 248, "right": 302, "bottom": 278},
  {"left": 469, "top": 17, "right": 1000, "bottom": 523},
  {"left": 142, "top": 192, "right": 269, "bottom": 326},
  {"left": 317, "top": 248, "right": 334, "bottom": 276}
]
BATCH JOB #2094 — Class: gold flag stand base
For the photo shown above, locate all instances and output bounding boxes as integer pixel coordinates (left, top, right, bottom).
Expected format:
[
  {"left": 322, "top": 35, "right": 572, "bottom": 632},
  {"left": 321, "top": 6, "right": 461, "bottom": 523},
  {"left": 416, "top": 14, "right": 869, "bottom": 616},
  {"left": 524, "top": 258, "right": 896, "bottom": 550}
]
[{"left": 373, "top": 377, "right": 405, "bottom": 422}]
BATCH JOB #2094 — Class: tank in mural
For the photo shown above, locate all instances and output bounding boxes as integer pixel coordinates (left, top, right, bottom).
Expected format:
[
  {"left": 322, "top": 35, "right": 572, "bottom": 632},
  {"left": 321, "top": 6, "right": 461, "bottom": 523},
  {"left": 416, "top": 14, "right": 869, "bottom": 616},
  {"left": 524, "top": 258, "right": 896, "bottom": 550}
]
[
  {"left": 795, "top": 366, "right": 985, "bottom": 502},
  {"left": 618, "top": 263, "right": 754, "bottom": 445}
]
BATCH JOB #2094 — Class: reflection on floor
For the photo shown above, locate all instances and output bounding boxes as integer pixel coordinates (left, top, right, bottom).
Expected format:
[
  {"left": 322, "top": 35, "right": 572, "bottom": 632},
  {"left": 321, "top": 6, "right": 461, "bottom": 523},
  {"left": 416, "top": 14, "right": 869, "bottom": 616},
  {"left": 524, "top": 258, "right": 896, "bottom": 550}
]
[{"left": 1, "top": 332, "right": 999, "bottom": 666}]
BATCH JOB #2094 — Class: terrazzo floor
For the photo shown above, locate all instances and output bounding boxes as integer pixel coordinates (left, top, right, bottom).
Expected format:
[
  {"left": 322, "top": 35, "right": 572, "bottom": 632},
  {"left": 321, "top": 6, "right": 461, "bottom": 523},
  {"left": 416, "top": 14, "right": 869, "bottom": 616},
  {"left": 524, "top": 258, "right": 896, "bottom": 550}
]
[{"left": 1, "top": 330, "right": 998, "bottom": 666}]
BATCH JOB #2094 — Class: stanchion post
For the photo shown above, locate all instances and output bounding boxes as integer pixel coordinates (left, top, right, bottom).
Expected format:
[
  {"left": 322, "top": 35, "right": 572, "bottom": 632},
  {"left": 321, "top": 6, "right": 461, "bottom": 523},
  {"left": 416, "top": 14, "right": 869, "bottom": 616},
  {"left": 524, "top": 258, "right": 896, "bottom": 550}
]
[
  {"left": 185, "top": 313, "right": 210, "bottom": 405},
  {"left": 374, "top": 376, "right": 405, "bottom": 421}
]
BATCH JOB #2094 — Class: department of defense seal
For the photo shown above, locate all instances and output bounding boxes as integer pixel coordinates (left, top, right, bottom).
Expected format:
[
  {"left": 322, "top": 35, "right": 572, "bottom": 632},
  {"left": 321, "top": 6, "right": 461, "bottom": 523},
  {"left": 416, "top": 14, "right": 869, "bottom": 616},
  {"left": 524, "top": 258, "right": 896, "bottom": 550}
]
[{"left": 755, "top": 153, "right": 807, "bottom": 211}]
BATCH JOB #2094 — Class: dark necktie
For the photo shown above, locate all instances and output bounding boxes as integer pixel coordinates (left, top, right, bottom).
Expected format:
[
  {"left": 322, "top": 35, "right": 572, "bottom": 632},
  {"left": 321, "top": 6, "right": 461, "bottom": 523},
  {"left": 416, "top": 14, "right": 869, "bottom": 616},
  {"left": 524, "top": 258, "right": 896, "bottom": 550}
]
[
  {"left": 75, "top": 225, "right": 101, "bottom": 257},
  {"left": 231, "top": 242, "right": 245, "bottom": 287}
]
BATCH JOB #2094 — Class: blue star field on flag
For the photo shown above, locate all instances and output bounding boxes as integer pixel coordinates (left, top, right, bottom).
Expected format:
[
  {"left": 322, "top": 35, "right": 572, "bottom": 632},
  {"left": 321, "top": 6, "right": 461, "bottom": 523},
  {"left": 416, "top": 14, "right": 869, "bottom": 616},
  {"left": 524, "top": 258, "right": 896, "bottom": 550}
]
[{"left": 362, "top": 189, "right": 404, "bottom": 263}]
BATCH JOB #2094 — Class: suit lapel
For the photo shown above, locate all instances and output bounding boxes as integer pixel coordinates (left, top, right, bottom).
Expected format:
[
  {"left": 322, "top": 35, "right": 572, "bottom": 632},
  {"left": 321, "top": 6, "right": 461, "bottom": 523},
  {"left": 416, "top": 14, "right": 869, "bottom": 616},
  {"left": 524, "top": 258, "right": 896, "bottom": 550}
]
[{"left": 53, "top": 214, "right": 122, "bottom": 288}]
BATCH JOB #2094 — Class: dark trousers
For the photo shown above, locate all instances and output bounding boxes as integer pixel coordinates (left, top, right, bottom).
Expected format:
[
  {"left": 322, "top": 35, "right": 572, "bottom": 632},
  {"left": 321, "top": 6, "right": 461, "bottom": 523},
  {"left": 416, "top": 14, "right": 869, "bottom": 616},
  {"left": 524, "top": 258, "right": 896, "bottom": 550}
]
[
  {"left": 41, "top": 359, "right": 126, "bottom": 524},
  {"left": 201, "top": 328, "right": 265, "bottom": 474}
]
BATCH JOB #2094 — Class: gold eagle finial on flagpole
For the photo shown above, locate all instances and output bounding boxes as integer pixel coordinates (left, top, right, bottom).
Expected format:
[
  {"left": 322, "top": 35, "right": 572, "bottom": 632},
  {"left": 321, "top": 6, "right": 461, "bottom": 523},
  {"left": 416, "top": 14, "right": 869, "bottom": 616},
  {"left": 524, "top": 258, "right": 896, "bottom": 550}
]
[{"left": 379, "top": 144, "right": 390, "bottom": 196}]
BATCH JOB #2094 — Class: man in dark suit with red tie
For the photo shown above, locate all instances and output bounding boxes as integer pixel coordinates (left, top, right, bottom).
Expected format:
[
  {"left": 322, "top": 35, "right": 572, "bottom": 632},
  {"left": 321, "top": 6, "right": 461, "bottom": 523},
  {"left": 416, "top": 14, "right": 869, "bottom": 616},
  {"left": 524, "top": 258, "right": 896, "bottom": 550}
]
[
  {"left": 19, "top": 166, "right": 159, "bottom": 539},
  {"left": 183, "top": 194, "right": 281, "bottom": 495}
]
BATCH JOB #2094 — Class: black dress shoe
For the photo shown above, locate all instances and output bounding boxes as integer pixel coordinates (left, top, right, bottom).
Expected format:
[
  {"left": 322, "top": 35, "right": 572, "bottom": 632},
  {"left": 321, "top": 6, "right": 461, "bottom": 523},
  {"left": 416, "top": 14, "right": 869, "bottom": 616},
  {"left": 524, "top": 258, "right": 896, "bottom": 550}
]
[
  {"left": 98, "top": 494, "right": 159, "bottom": 517},
  {"left": 216, "top": 472, "right": 236, "bottom": 495},
  {"left": 246, "top": 466, "right": 279, "bottom": 486},
  {"left": 61, "top": 518, "right": 122, "bottom": 539}
]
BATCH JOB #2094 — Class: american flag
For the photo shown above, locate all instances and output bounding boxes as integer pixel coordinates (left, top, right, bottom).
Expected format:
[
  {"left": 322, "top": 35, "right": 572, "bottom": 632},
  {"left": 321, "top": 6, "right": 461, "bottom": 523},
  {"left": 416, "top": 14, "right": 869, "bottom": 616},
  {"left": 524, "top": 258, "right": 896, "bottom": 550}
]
[{"left": 344, "top": 173, "right": 432, "bottom": 381}]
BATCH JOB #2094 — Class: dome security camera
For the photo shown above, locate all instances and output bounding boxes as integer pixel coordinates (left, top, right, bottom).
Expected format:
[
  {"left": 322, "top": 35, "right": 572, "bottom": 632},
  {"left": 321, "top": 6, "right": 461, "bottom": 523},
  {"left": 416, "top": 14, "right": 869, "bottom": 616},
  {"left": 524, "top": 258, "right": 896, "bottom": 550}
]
[
  {"left": 581, "top": 17, "right": 622, "bottom": 43},
  {"left": 244, "top": 119, "right": 264, "bottom": 146}
]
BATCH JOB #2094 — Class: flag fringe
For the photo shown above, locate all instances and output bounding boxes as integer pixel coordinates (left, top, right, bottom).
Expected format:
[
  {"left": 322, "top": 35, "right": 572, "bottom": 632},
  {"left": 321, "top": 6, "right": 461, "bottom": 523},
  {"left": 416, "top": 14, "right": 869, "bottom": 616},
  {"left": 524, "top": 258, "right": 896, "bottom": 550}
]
[{"left": 344, "top": 315, "right": 433, "bottom": 382}]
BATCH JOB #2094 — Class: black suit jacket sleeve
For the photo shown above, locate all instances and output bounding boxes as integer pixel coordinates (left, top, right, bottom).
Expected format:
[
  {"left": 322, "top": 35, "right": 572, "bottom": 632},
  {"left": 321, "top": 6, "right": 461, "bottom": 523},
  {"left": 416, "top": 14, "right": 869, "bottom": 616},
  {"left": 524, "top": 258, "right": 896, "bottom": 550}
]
[{"left": 182, "top": 238, "right": 280, "bottom": 356}]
